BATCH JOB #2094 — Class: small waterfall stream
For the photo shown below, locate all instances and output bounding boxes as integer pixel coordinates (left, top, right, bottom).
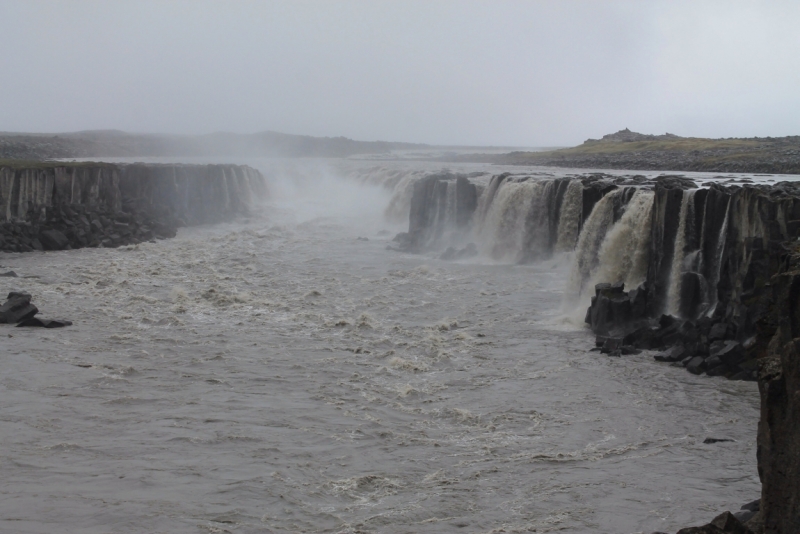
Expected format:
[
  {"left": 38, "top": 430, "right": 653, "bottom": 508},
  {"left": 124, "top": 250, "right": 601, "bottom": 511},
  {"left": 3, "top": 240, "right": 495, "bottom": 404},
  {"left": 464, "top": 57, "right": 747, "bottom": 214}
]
[
  {"left": 591, "top": 189, "right": 654, "bottom": 294},
  {"left": 666, "top": 189, "right": 696, "bottom": 316},
  {"left": 555, "top": 179, "right": 583, "bottom": 253},
  {"left": 565, "top": 190, "right": 621, "bottom": 302}
]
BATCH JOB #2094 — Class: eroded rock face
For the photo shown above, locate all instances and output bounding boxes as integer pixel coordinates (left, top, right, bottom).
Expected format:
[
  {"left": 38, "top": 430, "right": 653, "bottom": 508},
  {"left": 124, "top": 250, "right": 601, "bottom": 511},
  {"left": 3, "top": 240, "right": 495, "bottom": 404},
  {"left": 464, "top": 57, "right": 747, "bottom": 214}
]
[
  {"left": 0, "top": 163, "right": 267, "bottom": 252},
  {"left": 755, "top": 265, "right": 800, "bottom": 534}
]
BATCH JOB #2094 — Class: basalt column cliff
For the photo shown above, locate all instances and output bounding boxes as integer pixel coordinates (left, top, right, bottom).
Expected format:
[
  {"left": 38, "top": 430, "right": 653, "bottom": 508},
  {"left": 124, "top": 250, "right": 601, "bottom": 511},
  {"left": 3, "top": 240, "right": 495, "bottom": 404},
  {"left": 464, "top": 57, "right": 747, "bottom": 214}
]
[
  {"left": 395, "top": 171, "right": 800, "bottom": 533},
  {"left": 0, "top": 162, "right": 267, "bottom": 252}
]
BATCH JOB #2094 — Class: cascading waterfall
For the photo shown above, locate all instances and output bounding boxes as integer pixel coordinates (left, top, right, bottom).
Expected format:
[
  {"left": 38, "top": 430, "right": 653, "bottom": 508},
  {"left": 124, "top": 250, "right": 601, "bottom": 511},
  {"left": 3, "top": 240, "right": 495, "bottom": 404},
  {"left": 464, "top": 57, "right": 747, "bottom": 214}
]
[
  {"left": 666, "top": 189, "right": 696, "bottom": 316},
  {"left": 384, "top": 174, "right": 419, "bottom": 224},
  {"left": 432, "top": 181, "right": 460, "bottom": 244},
  {"left": 565, "top": 189, "right": 622, "bottom": 303},
  {"left": 555, "top": 179, "right": 583, "bottom": 253},
  {"left": 521, "top": 180, "right": 555, "bottom": 262},
  {"left": 445, "top": 180, "right": 457, "bottom": 227},
  {"left": 706, "top": 196, "right": 731, "bottom": 316},
  {"left": 589, "top": 189, "right": 655, "bottom": 296},
  {"left": 477, "top": 178, "right": 550, "bottom": 262},
  {"left": 474, "top": 173, "right": 507, "bottom": 230}
]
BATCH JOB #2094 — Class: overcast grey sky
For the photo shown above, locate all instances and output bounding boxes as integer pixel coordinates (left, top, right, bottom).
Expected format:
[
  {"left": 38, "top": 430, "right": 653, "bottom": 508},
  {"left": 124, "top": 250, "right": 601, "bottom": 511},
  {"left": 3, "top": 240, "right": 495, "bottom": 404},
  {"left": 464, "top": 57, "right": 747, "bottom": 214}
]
[{"left": 1, "top": 0, "right": 798, "bottom": 146}]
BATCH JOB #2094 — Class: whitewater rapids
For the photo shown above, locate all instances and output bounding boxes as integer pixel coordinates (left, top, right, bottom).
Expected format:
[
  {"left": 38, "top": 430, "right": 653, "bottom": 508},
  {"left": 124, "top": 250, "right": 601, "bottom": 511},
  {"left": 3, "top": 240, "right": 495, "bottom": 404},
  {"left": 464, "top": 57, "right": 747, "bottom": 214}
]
[{"left": 0, "top": 158, "right": 761, "bottom": 533}]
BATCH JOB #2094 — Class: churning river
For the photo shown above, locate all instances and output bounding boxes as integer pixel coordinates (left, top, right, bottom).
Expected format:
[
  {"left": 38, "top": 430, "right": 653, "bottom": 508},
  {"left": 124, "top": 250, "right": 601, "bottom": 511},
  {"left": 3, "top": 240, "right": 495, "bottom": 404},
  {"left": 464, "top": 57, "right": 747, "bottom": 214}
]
[{"left": 1, "top": 158, "right": 764, "bottom": 533}]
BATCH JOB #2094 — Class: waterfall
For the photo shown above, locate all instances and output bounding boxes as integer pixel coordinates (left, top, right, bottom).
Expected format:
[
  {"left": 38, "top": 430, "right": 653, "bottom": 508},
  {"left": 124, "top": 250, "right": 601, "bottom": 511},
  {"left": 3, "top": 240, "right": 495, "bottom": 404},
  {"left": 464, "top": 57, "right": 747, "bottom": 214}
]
[
  {"left": 477, "top": 178, "right": 551, "bottom": 262},
  {"left": 445, "top": 180, "right": 457, "bottom": 228},
  {"left": 431, "top": 181, "right": 458, "bottom": 243},
  {"left": 565, "top": 189, "right": 621, "bottom": 301},
  {"left": 521, "top": 180, "right": 555, "bottom": 262},
  {"left": 475, "top": 174, "right": 507, "bottom": 229},
  {"left": 555, "top": 179, "right": 583, "bottom": 253},
  {"left": 384, "top": 174, "right": 418, "bottom": 224},
  {"left": 666, "top": 189, "right": 696, "bottom": 316},
  {"left": 591, "top": 189, "right": 655, "bottom": 293},
  {"left": 706, "top": 196, "right": 731, "bottom": 316}
]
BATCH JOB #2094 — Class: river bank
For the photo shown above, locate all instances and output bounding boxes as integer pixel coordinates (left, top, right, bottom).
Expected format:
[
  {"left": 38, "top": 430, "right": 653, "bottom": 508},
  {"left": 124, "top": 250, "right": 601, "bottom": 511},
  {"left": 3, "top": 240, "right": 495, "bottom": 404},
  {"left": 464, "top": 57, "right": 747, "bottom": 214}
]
[{"left": 444, "top": 129, "right": 800, "bottom": 175}]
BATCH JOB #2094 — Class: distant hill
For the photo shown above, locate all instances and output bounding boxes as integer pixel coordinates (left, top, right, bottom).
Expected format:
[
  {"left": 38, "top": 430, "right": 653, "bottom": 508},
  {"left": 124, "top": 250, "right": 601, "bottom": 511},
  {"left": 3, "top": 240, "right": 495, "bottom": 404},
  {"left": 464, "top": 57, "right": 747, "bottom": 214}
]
[
  {"left": 0, "top": 130, "right": 429, "bottom": 160},
  {"left": 448, "top": 129, "right": 800, "bottom": 174}
]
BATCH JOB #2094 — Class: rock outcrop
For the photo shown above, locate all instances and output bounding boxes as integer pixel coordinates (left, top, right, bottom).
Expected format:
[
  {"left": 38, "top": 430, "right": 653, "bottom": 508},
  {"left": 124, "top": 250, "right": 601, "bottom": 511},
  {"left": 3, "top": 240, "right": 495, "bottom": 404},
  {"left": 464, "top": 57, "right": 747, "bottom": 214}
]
[
  {"left": 0, "top": 291, "right": 70, "bottom": 328},
  {"left": 751, "top": 250, "right": 800, "bottom": 534},
  {"left": 0, "top": 162, "right": 266, "bottom": 252}
]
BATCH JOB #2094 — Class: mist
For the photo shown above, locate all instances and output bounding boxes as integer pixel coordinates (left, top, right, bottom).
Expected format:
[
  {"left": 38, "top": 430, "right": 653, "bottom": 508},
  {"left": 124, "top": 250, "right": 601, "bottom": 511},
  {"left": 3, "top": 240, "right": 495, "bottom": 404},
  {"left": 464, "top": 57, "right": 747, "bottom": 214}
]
[
  {"left": 1, "top": 1, "right": 799, "bottom": 146},
  {"left": 261, "top": 160, "right": 394, "bottom": 226}
]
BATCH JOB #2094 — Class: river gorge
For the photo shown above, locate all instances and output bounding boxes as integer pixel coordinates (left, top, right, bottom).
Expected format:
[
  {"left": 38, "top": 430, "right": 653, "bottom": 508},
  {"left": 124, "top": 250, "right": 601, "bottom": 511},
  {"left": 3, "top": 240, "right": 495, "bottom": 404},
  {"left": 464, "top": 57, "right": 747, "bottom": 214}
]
[{"left": 2, "top": 157, "right": 796, "bottom": 533}]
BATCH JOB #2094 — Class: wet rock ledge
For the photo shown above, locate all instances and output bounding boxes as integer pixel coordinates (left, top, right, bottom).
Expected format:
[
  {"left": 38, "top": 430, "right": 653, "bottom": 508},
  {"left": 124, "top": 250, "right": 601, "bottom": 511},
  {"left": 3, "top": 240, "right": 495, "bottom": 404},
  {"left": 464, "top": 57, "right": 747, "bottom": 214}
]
[{"left": 0, "top": 162, "right": 267, "bottom": 252}]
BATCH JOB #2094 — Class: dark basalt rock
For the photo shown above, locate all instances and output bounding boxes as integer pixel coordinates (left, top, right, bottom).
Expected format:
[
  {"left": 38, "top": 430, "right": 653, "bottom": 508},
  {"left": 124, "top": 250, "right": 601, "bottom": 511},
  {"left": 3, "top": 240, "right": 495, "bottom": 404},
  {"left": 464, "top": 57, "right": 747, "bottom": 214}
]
[
  {"left": 675, "top": 511, "right": 753, "bottom": 533},
  {"left": 584, "top": 277, "right": 760, "bottom": 381},
  {"left": 713, "top": 341, "right": 746, "bottom": 365},
  {"left": 752, "top": 266, "right": 800, "bottom": 534},
  {"left": 0, "top": 163, "right": 267, "bottom": 253},
  {"left": 16, "top": 317, "right": 72, "bottom": 328},
  {"left": 39, "top": 229, "right": 69, "bottom": 250},
  {"left": 686, "top": 356, "right": 706, "bottom": 375},
  {"left": 586, "top": 282, "right": 645, "bottom": 336},
  {"left": 0, "top": 292, "right": 38, "bottom": 324},
  {"left": 0, "top": 290, "right": 71, "bottom": 328}
]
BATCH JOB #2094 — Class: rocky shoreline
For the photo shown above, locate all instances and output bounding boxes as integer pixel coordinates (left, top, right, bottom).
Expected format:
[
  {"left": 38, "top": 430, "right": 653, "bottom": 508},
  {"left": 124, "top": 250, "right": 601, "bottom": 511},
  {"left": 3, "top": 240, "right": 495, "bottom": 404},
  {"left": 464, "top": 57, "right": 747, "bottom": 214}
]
[{"left": 0, "top": 162, "right": 266, "bottom": 253}]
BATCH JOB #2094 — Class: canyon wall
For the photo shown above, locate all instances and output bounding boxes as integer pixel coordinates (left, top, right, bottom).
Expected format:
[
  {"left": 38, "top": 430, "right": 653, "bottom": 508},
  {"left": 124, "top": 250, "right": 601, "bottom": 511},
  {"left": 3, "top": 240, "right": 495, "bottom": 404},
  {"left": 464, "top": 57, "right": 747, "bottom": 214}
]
[
  {"left": 397, "top": 171, "right": 800, "bottom": 532},
  {"left": 0, "top": 163, "right": 266, "bottom": 252}
]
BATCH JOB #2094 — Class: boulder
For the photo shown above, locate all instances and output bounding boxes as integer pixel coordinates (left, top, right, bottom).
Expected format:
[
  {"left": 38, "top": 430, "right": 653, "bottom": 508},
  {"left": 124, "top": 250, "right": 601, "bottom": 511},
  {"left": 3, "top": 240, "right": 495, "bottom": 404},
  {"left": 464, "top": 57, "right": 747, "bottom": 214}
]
[
  {"left": 709, "top": 322, "right": 728, "bottom": 342},
  {"left": 686, "top": 356, "right": 706, "bottom": 375},
  {"left": 706, "top": 363, "right": 731, "bottom": 377},
  {"left": 588, "top": 283, "right": 635, "bottom": 335},
  {"left": 654, "top": 345, "right": 687, "bottom": 362},
  {"left": 712, "top": 340, "right": 746, "bottom": 365},
  {"left": 0, "top": 292, "right": 38, "bottom": 324},
  {"left": 601, "top": 336, "right": 623, "bottom": 354},
  {"left": 676, "top": 511, "right": 752, "bottom": 534},
  {"left": 740, "top": 500, "right": 760, "bottom": 513},
  {"left": 16, "top": 317, "right": 72, "bottom": 328},
  {"left": 39, "top": 229, "right": 70, "bottom": 250}
]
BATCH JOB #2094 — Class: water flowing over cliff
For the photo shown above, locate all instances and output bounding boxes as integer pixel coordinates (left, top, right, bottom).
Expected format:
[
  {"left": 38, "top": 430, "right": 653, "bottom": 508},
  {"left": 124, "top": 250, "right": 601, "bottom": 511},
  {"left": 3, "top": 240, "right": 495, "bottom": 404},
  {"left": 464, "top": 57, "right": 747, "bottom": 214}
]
[
  {"left": 398, "top": 171, "right": 800, "bottom": 330},
  {"left": 0, "top": 162, "right": 266, "bottom": 252},
  {"left": 396, "top": 168, "right": 800, "bottom": 532}
]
